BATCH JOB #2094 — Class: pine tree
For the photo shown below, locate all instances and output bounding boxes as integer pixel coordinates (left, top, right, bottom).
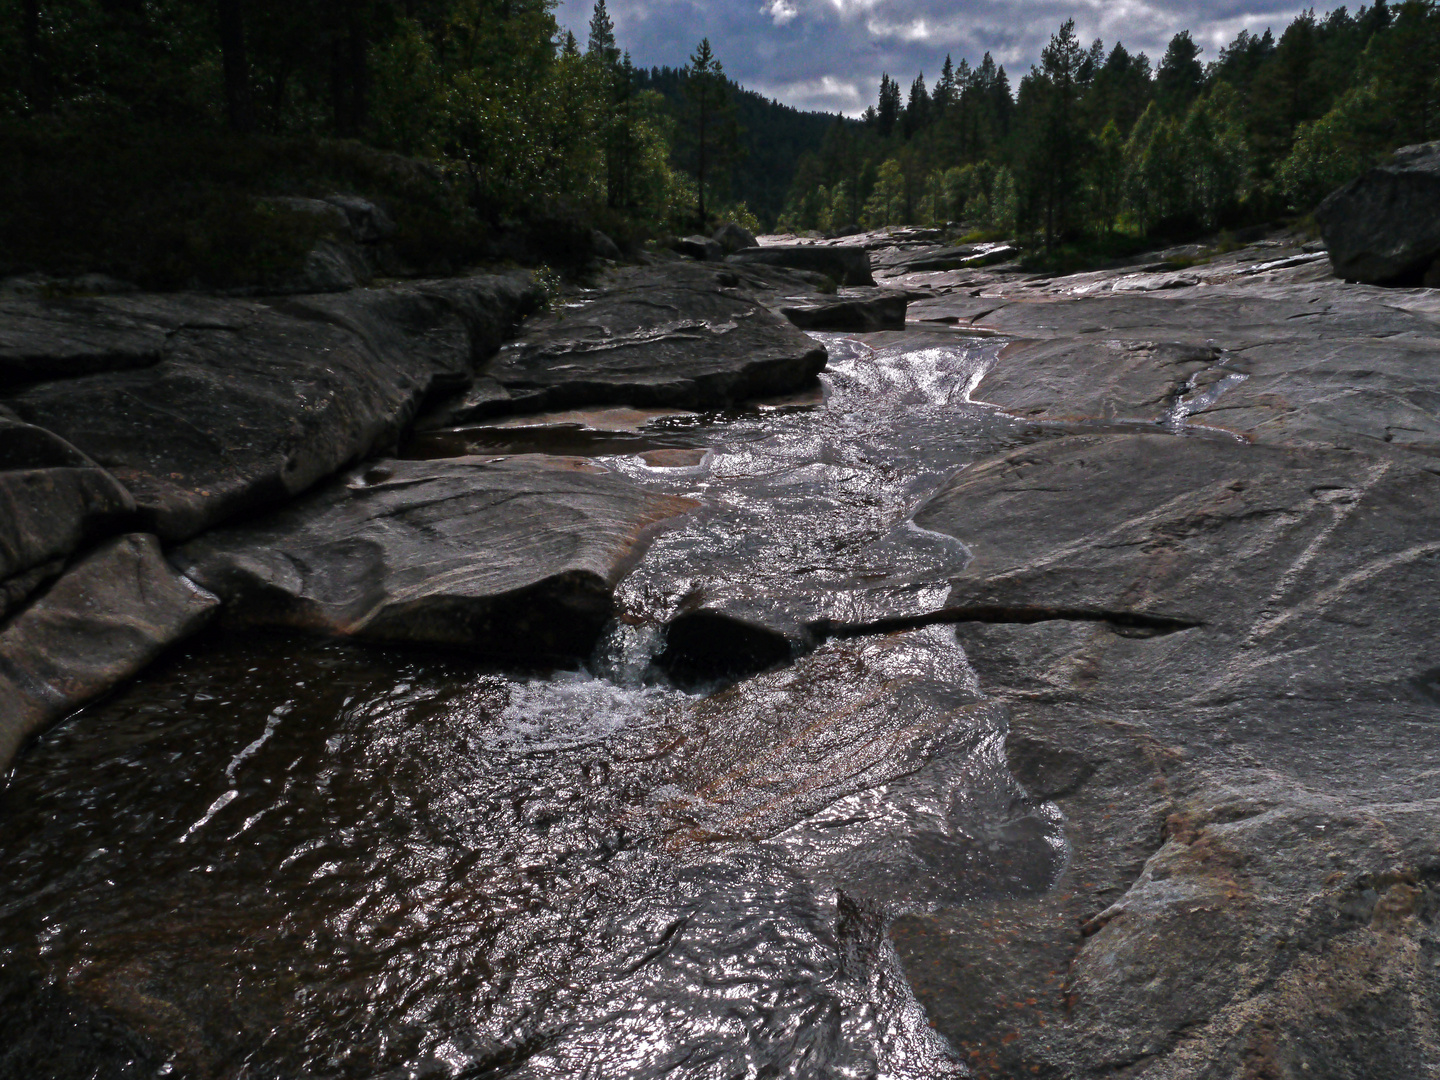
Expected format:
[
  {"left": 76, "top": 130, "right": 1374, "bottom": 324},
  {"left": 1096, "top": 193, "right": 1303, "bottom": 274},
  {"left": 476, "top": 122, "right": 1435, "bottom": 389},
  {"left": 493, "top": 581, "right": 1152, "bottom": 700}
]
[
  {"left": 876, "top": 73, "right": 902, "bottom": 137},
  {"left": 1155, "top": 31, "right": 1204, "bottom": 116},
  {"left": 933, "top": 55, "right": 956, "bottom": 112},
  {"left": 682, "top": 38, "right": 741, "bottom": 227},
  {"left": 1020, "top": 19, "right": 1089, "bottom": 247},
  {"left": 903, "top": 73, "right": 929, "bottom": 138},
  {"left": 587, "top": 0, "right": 619, "bottom": 65}
]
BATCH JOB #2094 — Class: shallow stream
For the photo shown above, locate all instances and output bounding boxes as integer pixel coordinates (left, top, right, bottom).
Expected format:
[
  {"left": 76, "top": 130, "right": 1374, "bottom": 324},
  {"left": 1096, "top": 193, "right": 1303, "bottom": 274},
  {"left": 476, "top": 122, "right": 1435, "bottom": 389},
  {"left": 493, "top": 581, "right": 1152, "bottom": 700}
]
[{"left": 0, "top": 328, "right": 1072, "bottom": 1078}]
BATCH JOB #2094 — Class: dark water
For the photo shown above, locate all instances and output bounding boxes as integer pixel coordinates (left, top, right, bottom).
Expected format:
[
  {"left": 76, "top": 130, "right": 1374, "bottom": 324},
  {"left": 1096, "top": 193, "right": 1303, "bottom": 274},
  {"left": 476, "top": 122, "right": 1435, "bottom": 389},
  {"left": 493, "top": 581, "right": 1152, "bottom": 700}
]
[{"left": 0, "top": 329, "right": 1068, "bottom": 1078}]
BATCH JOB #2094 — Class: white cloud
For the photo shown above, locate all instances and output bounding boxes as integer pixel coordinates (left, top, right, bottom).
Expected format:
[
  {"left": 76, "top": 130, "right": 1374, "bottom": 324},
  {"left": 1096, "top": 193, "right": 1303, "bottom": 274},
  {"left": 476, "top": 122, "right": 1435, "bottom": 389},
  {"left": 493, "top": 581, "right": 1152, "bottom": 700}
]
[
  {"left": 864, "top": 16, "right": 934, "bottom": 42},
  {"left": 554, "top": 0, "right": 1343, "bottom": 113},
  {"left": 763, "top": 0, "right": 800, "bottom": 23},
  {"left": 750, "top": 74, "right": 868, "bottom": 113}
]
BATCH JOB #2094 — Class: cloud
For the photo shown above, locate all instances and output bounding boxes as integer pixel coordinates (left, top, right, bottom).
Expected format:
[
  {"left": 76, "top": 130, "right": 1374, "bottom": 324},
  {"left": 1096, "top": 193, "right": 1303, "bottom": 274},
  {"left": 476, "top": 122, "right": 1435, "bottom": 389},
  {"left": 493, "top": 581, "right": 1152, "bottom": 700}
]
[
  {"left": 748, "top": 75, "right": 867, "bottom": 112},
  {"left": 555, "top": 0, "right": 1328, "bottom": 115},
  {"left": 763, "top": 0, "right": 800, "bottom": 25}
]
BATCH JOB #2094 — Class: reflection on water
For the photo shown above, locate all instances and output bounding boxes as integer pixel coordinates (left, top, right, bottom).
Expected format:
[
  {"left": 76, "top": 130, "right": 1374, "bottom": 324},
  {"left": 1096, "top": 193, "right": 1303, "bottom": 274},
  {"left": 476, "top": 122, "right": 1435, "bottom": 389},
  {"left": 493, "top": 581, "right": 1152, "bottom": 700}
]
[{"left": 0, "top": 330, "right": 1068, "bottom": 1078}]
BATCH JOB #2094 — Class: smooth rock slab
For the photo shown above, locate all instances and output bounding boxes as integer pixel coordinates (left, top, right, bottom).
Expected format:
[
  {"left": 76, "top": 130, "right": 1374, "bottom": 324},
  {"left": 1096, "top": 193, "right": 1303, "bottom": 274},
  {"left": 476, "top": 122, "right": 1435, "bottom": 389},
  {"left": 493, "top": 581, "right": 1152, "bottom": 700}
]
[
  {"left": 915, "top": 432, "right": 1440, "bottom": 673},
  {"left": 730, "top": 245, "right": 875, "bottom": 286},
  {"left": 966, "top": 283, "right": 1440, "bottom": 466},
  {"left": 0, "top": 534, "right": 218, "bottom": 775},
  {"left": 0, "top": 297, "right": 170, "bottom": 389},
  {"left": 2, "top": 276, "right": 538, "bottom": 541},
  {"left": 779, "top": 290, "right": 908, "bottom": 331},
  {"left": 0, "top": 417, "right": 135, "bottom": 583},
  {"left": 176, "top": 456, "right": 698, "bottom": 660},
  {"left": 896, "top": 431, "right": 1440, "bottom": 1077},
  {"left": 471, "top": 264, "right": 828, "bottom": 418}
]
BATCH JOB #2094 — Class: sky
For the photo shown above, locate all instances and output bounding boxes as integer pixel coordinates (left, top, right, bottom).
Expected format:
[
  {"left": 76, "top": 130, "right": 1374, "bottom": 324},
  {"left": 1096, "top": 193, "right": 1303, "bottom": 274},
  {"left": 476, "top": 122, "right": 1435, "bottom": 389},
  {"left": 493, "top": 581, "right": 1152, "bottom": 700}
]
[{"left": 553, "top": 0, "right": 1323, "bottom": 115}]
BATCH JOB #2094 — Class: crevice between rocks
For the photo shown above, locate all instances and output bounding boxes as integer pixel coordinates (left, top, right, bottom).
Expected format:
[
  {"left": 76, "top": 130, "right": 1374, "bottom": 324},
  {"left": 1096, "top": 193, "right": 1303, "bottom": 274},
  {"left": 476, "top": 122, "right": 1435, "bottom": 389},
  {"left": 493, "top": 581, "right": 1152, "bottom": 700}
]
[{"left": 655, "top": 603, "right": 1200, "bottom": 689}]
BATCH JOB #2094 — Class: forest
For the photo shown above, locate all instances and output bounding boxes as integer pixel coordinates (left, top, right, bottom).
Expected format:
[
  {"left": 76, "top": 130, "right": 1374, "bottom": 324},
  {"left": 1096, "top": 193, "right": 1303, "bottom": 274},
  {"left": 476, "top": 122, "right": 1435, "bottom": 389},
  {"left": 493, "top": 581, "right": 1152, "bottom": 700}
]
[
  {"left": 0, "top": 0, "right": 780, "bottom": 285},
  {"left": 779, "top": 0, "right": 1440, "bottom": 258},
  {"left": 3, "top": 0, "right": 1439, "bottom": 285}
]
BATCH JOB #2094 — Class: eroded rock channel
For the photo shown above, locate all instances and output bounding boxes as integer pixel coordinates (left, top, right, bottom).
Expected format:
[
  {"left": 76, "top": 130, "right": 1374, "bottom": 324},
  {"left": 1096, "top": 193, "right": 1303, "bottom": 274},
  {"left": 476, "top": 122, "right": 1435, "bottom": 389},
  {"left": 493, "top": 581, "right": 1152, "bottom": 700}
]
[{"left": 2, "top": 235, "right": 1439, "bottom": 1078}]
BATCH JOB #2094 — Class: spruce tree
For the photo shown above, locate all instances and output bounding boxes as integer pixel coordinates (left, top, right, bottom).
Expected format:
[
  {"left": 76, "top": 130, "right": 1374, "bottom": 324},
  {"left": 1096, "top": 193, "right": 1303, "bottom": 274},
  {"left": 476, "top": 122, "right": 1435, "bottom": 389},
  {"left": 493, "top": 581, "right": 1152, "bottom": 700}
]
[
  {"left": 682, "top": 38, "right": 741, "bottom": 227},
  {"left": 876, "top": 74, "right": 901, "bottom": 136},
  {"left": 1155, "top": 31, "right": 1204, "bottom": 116},
  {"left": 587, "top": 0, "right": 619, "bottom": 65},
  {"left": 903, "top": 73, "right": 929, "bottom": 138}
]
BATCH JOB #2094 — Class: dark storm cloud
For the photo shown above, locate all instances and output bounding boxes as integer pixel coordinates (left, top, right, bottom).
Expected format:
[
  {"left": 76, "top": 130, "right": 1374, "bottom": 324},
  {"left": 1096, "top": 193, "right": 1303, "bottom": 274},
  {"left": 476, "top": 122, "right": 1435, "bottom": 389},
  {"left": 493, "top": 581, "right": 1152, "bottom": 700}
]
[{"left": 555, "top": 0, "right": 1318, "bottom": 114}]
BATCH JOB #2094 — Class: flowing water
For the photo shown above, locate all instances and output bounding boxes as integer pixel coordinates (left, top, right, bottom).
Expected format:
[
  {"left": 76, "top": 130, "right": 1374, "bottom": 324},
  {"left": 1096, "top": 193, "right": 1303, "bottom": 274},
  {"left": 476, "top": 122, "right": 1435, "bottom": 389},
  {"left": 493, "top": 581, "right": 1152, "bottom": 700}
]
[{"left": 0, "top": 328, "right": 1071, "bottom": 1079}]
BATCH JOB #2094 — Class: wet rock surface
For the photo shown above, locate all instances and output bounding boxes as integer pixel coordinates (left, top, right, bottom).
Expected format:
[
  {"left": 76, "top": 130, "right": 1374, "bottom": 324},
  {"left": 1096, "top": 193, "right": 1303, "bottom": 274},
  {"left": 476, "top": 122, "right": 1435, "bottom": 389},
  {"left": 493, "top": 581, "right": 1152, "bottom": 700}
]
[
  {"left": 176, "top": 455, "right": 697, "bottom": 660},
  {"left": 449, "top": 263, "right": 828, "bottom": 419},
  {"left": 2, "top": 225, "right": 1440, "bottom": 1078},
  {"left": 0, "top": 533, "right": 218, "bottom": 773},
  {"left": 0, "top": 417, "right": 134, "bottom": 586},
  {"left": 730, "top": 243, "right": 876, "bottom": 285},
  {"left": 1, "top": 275, "right": 540, "bottom": 541},
  {"left": 779, "top": 289, "right": 909, "bottom": 331}
]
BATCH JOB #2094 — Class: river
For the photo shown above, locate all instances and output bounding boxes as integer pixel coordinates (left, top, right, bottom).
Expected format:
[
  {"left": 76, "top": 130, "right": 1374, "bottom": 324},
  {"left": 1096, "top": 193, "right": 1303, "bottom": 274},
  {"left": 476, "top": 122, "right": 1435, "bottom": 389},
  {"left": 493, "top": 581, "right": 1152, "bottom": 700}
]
[{"left": 0, "top": 326, "right": 1071, "bottom": 1078}]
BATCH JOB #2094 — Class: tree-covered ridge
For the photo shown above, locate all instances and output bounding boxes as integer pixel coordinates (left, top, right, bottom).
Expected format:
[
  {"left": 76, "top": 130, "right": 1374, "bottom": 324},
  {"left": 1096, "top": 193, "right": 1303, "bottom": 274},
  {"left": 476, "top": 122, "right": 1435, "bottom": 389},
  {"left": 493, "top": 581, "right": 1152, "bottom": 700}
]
[
  {"left": 635, "top": 66, "right": 841, "bottom": 227},
  {"left": 3, "top": 0, "right": 699, "bottom": 225},
  {"left": 1, "top": 0, "right": 753, "bottom": 286},
  {"left": 778, "top": 0, "right": 1440, "bottom": 253}
]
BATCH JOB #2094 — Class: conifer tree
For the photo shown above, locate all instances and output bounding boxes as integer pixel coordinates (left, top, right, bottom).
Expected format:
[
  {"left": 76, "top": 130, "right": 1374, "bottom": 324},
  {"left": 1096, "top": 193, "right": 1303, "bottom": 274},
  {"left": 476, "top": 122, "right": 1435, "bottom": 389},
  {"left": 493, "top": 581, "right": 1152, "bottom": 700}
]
[
  {"left": 876, "top": 74, "right": 902, "bottom": 137},
  {"left": 903, "top": 73, "right": 929, "bottom": 138},
  {"left": 682, "top": 38, "right": 741, "bottom": 227},
  {"left": 1156, "top": 31, "right": 1204, "bottom": 116},
  {"left": 587, "top": 0, "right": 619, "bottom": 65},
  {"left": 933, "top": 56, "right": 956, "bottom": 112}
]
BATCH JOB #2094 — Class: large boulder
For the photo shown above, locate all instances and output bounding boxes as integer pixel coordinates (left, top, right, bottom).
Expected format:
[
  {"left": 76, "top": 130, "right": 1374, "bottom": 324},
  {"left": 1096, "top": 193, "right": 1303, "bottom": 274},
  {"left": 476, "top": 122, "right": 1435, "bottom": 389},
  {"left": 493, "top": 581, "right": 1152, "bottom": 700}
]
[
  {"left": 1316, "top": 141, "right": 1440, "bottom": 284},
  {"left": 675, "top": 235, "right": 725, "bottom": 262},
  {"left": 0, "top": 275, "right": 539, "bottom": 541},
  {"left": 174, "top": 455, "right": 698, "bottom": 660},
  {"left": 713, "top": 222, "right": 758, "bottom": 253},
  {"left": 729, "top": 245, "right": 875, "bottom": 286},
  {"left": 435, "top": 263, "right": 827, "bottom": 421},
  {"left": 0, "top": 533, "right": 218, "bottom": 775}
]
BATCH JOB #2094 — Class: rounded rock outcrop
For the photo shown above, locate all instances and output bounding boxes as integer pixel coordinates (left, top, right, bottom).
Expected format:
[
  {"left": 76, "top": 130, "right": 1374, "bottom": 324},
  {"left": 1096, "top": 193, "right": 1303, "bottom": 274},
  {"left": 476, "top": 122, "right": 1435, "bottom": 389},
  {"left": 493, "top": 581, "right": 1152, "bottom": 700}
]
[{"left": 1316, "top": 142, "right": 1440, "bottom": 284}]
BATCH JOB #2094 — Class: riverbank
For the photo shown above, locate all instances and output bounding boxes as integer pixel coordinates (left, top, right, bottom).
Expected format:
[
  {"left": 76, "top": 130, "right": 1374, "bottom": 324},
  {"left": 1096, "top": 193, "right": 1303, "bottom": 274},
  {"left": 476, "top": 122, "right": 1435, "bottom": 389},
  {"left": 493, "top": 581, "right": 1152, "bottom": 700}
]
[{"left": 2, "top": 225, "right": 1438, "bottom": 1078}]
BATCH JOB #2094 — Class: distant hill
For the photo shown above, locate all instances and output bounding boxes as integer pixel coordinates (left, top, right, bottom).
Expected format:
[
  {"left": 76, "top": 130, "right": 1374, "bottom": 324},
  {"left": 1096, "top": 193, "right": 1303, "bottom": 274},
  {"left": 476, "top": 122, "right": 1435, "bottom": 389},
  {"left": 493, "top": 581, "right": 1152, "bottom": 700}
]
[{"left": 636, "top": 67, "right": 849, "bottom": 228}]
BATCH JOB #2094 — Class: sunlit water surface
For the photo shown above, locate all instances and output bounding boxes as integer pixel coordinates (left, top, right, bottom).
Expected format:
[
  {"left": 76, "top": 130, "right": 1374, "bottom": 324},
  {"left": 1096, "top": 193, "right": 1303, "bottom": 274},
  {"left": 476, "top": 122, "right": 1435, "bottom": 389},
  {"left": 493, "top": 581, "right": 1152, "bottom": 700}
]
[{"left": 0, "top": 330, "right": 1068, "bottom": 1078}]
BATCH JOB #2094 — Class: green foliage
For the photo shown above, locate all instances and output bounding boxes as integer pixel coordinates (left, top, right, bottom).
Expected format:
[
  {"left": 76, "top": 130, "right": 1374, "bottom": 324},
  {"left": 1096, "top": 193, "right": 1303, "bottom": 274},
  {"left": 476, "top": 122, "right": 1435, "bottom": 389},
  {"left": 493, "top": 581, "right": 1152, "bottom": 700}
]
[
  {"left": 633, "top": 67, "right": 837, "bottom": 228},
  {"left": 1278, "top": 83, "right": 1386, "bottom": 208},
  {"left": 780, "top": 0, "right": 1440, "bottom": 254},
  {"left": 0, "top": 0, "right": 693, "bottom": 285},
  {"left": 531, "top": 263, "right": 564, "bottom": 312}
]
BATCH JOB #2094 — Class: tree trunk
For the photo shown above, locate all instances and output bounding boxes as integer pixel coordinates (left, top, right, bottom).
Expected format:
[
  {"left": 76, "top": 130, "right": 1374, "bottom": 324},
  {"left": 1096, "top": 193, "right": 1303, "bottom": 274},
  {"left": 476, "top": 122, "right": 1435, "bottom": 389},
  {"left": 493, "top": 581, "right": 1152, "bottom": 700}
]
[{"left": 217, "top": 0, "right": 254, "bottom": 132}]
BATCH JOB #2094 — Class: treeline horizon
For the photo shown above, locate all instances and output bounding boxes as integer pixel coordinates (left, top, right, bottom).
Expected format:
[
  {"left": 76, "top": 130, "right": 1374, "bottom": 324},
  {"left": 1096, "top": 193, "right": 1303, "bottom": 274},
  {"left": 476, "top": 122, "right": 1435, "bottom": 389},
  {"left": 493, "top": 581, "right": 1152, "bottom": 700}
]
[
  {"left": 779, "top": 0, "right": 1440, "bottom": 254},
  {"left": 2, "top": 0, "right": 819, "bottom": 289}
]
